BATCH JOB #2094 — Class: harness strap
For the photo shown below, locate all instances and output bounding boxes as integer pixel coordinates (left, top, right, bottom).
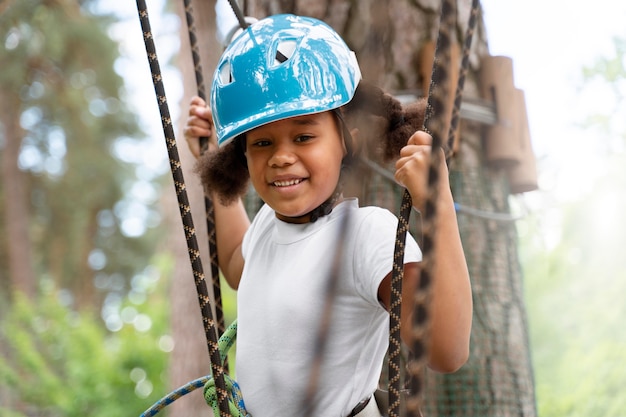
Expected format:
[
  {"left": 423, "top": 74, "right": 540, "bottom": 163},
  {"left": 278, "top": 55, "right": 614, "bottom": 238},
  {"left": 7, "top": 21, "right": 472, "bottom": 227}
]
[{"left": 349, "top": 395, "right": 382, "bottom": 417}]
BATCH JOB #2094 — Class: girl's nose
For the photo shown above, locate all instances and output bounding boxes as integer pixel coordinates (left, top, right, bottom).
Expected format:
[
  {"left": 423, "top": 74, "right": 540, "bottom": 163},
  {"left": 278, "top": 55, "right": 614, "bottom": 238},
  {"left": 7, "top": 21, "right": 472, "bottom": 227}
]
[{"left": 268, "top": 144, "right": 297, "bottom": 167}]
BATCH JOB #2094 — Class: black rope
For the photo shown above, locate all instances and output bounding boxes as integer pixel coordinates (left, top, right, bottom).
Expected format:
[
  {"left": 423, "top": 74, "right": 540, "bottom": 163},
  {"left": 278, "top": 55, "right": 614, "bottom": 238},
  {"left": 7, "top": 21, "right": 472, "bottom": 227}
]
[
  {"left": 388, "top": 0, "right": 460, "bottom": 415},
  {"left": 135, "top": 2, "right": 230, "bottom": 416},
  {"left": 301, "top": 203, "right": 352, "bottom": 417},
  {"left": 406, "top": 0, "right": 456, "bottom": 413},
  {"left": 446, "top": 0, "right": 481, "bottom": 161},
  {"left": 182, "top": 0, "right": 227, "bottom": 355},
  {"left": 227, "top": 0, "right": 249, "bottom": 30}
]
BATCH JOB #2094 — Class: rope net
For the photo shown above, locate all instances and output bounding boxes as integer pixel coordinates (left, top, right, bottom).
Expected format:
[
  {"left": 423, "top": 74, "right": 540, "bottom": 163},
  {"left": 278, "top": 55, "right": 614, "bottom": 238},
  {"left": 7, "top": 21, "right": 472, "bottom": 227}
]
[{"left": 420, "top": 163, "right": 536, "bottom": 417}]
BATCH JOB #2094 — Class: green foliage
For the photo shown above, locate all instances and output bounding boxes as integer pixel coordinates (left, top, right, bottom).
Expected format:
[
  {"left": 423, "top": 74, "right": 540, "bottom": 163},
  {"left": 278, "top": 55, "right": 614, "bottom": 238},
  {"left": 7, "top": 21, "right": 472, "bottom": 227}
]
[
  {"left": 0, "top": 0, "right": 166, "bottom": 304},
  {"left": 521, "top": 37, "right": 626, "bottom": 417},
  {"left": 0, "top": 278, "right": 170, "bottom": 417}
]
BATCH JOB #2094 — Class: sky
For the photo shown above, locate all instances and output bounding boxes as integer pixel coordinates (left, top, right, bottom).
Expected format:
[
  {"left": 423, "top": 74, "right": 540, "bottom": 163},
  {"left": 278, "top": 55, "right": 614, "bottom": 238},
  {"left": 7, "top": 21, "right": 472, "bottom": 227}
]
[{"left": 480, "top": 0, "right": 626, "bottom": 203}]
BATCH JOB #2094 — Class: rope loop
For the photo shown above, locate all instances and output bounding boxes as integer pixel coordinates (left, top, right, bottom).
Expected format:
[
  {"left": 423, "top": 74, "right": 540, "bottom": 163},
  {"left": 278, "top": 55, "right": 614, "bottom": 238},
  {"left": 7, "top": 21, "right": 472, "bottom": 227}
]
[
  {"left": 204, "top": 374, "right": 250, "bottom": 417},
  {"left": 139, "top": 321, "right": 240, "bottom": 417}
]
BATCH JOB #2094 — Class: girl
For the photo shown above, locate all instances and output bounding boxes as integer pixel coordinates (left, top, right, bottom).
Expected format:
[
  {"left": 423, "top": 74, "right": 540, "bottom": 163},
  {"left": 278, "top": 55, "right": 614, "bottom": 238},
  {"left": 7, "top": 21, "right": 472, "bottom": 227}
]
[{"left": 184, "top": 14, "right": 471, "bottom": 417}]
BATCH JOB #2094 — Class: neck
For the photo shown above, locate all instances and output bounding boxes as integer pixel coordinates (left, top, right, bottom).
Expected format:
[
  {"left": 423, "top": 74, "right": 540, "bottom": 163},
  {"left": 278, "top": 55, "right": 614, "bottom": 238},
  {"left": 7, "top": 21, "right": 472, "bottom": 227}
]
[{"left": 275, "top": 192, "right": 344, "bottom": 224}]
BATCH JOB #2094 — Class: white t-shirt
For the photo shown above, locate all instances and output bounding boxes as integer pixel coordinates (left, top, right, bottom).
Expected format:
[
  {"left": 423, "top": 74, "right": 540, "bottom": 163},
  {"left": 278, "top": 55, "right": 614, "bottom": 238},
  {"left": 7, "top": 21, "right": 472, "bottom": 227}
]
[{"left": 237, "top": 198, "right": 421, "bottom": 417}]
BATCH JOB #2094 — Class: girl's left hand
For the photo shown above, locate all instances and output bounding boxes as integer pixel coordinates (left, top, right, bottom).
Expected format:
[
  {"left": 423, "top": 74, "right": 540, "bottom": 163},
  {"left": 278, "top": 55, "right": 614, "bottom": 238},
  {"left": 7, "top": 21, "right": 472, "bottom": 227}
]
[{"left": 394, "top": 130, "right": 450, "bottom": 212}]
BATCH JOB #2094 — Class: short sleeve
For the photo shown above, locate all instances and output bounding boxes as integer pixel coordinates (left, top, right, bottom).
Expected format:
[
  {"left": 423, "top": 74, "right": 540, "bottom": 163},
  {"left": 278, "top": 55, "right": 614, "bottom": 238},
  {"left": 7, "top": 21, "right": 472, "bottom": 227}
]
[{"left": 352, "top": 208, "right": 421, "bottom": 306}]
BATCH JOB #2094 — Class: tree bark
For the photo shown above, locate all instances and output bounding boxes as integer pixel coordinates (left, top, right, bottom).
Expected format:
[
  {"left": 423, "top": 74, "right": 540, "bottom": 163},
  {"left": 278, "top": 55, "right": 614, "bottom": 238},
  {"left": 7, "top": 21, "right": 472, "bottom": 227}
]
[
  {"left": 171, "top": 1, "right": 537, "bottom": 416},
  {"left": 0, "top": 90, "right": 37, "bottom": 298}
]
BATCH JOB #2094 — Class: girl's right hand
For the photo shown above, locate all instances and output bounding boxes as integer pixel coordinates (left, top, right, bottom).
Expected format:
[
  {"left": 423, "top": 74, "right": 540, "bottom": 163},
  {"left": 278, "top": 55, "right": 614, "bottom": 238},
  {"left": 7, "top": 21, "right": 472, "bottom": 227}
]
[{"left": 183, "top": 96, "right": 216, "bottom": 158}]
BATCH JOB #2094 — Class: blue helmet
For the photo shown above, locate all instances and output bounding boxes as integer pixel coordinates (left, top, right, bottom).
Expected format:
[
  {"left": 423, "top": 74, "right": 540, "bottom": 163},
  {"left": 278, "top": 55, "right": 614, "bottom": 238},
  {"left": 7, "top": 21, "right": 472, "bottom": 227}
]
[{"left": 210, "top": 14, "right": 362, "bottom": 147}]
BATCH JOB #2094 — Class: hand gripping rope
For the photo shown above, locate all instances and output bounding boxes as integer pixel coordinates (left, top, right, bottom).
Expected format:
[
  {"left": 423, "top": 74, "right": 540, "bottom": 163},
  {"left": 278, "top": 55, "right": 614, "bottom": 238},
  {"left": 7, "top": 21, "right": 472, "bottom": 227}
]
[
  {"left": 388, "top": 1, "right": 480, "bottom": 416},
  {"left": 135, "top": 1, "right": 231, "bottom": 416}
]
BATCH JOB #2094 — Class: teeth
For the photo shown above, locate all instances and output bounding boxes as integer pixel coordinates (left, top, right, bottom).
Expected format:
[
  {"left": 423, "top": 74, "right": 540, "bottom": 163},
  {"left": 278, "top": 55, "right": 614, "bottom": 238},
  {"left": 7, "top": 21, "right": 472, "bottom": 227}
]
[{"left": 273, "top": 179, "right": 302, "bottom": 187}]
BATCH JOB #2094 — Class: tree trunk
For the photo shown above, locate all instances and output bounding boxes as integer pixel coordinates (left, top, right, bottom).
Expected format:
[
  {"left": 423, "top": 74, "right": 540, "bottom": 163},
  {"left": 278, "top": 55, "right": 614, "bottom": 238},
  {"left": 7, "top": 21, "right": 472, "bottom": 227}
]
[
  {"left": 172, "top": 1, "right": 537, "bottom": 416},
  {"left": 0, "top": 90, "right": 36, "bottom": 299}
]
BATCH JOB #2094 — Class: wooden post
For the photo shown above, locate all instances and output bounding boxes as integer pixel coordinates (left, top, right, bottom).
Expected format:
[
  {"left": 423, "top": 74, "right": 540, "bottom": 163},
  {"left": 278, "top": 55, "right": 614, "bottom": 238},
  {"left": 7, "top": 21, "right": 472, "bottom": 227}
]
[
  {"left": 479, "top": 55, "right": 521, "bottom": 167},
  {"left": 508, "top": 89, "right": 538, "bottom": 193}
]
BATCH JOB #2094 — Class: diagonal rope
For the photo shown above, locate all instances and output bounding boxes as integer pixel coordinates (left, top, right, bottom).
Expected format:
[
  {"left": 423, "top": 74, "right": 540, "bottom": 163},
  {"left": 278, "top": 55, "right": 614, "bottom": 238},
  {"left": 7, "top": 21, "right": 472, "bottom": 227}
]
[
  {"left": 226, "top": 0, "right": 250, "bottom": 30},
  {"left": 301, "top": 200, "right": 352, "bottom": 417},
  {"left": 135, "top": 2, "right": 230, "bottom": 416},
  {"left": 182, "top": 0, "right": 226, "bottom": 350}
]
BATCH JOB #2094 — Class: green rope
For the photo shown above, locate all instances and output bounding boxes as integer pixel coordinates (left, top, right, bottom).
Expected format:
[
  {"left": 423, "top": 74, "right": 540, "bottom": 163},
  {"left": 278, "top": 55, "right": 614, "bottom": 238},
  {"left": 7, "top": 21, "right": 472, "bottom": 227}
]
[{"left": 139, "top": 321, "right": 242, "bottom": 417}]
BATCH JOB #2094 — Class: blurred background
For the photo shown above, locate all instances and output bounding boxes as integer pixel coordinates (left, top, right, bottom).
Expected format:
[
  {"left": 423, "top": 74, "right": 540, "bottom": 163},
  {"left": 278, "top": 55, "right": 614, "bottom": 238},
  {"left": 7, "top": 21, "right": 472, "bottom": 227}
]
[{"left": 1, "top": 1, "right": 625, "bottom": 416}]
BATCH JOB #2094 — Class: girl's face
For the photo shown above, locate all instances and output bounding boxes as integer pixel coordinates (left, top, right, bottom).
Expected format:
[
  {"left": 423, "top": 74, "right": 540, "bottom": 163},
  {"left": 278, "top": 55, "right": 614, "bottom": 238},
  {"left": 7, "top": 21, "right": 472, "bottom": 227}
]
[{"left": 245, "top": 111, "right": 346, "bottom": 224}]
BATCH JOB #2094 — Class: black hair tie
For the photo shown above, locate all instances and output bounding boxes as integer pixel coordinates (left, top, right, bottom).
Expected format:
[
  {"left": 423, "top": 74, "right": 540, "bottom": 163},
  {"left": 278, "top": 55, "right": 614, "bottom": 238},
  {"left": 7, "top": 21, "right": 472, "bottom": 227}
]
[{"left": 389, "top": 114, "right": 405, "bottom": 131}]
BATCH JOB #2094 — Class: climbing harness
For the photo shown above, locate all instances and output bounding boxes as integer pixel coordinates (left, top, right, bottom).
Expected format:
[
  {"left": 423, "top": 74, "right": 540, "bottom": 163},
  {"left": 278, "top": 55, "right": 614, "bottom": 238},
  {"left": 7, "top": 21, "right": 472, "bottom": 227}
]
[{"left": 135, "top": 1, "right": 230, "bottom": 416}]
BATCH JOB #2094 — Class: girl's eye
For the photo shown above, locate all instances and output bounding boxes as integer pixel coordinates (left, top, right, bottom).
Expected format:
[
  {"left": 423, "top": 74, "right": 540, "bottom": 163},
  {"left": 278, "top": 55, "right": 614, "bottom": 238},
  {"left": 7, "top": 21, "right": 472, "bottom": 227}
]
[
  {"left": 295, "top": 135, "right": 313, "bottom": 143},
  {"left": 250, "top": 139, "right": 271, "bottom": 147}
]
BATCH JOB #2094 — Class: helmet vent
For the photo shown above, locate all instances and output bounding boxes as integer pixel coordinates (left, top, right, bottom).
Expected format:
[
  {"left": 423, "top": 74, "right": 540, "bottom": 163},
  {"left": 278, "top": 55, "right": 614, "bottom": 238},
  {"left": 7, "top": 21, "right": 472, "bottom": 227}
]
[
  {"left": 218, "top": 61, "right": 233, "bottom": 85},
  {"left": 273, "top": 40, "right": 297, "bottom": 66}
]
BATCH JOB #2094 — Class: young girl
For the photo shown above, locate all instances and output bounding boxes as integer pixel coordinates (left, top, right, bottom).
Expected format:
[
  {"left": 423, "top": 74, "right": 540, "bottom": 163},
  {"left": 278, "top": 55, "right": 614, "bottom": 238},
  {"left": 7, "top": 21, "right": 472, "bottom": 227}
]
[{"left": 184, "top": 14, "right": 472, "bottom": 417}]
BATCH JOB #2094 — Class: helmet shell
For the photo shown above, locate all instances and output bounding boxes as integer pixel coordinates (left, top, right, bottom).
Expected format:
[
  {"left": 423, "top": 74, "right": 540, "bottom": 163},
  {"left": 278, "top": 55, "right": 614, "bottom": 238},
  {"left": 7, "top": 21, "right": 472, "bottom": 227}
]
[{"left": 211, "top": 14, "right": 361, "bottom": 147}]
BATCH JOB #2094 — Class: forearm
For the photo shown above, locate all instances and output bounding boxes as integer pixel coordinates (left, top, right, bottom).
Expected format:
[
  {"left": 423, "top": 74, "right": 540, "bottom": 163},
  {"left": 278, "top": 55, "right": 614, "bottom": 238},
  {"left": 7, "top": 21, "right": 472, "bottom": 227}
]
[
  {"left": 426, "top": 189, "right": 472, "bottom": 372},
  {"left": 210, "top": 192, "right": 249, "bottom": 289}
]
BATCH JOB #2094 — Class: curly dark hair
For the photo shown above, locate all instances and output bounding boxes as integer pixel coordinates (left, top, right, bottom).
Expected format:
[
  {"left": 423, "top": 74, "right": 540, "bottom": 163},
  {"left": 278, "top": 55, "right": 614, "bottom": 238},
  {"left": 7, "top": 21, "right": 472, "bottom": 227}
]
[{"left": 194, "top": 81, "right": 426, "bottom": 206}]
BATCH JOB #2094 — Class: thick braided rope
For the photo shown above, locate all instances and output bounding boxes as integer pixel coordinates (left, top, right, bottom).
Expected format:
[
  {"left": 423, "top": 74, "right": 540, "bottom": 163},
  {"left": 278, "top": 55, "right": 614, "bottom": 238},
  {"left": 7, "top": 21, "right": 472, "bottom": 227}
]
[
  {"left": 387, "top": 0, "right": 457, "bottom": 416},
  {"left": 135, "top": 2, "right": 230, "bottom": 416},
  {"left": 182, "top": 0, "right": 226, "bottom": 344},
  {"left": 140, "top": 322, "right": 240, "bottom": 417},
  {"left": 227, "top": 0, "right": 250, "bottom": 30},
  {"left": 446, "top": 0, "right": 481, "bottom": 160},
  {"left": 406, "top": 0, "right": 457, "bottom": 415},
  {"left": 388, "top": 192, "right": 413, "bottom": 417}
]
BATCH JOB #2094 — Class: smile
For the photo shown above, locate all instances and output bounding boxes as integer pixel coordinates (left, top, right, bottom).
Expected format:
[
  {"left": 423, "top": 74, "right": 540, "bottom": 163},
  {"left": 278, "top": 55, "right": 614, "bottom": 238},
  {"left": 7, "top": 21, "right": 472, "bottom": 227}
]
[{"left": 272, "top": 178, "right": 304, "bottom": 187}]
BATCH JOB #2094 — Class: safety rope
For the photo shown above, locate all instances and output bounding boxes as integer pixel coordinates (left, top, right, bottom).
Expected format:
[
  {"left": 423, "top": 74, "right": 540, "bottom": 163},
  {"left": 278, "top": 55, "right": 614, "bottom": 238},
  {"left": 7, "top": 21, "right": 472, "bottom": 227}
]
[
  {"left": 389, "top": 0, "right": 452, "bottom": 408},
  {"left": 227, "top": 0, "right": 250, "bottom": 30},
  {"left": 135, "top": 2, "right": 230, "bottom": 416},
  {"left": 388, "top": 0, "right": 480, "bottom": 415},
  {"left": 446, "top": 0, "right": 481, "bottom": 161},
  {"left": 140, "top": 322, "right": 244, "bottom": 417},
  {"left": 301, "top": 197, "right": 353, "bottom": 417},
  {"left": 182, "top": 0, "right": 226, "bottom": 349}
]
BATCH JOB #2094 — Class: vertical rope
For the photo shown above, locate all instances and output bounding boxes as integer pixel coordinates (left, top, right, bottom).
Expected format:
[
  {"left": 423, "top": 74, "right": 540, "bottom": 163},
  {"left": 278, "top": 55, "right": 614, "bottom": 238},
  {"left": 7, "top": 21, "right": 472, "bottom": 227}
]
[
  {"left": 182, "top": 0, "right": 226, "bottom": 350},
  {"left": 406, "top": 0, "right": 456, "bottom": 415},
  {"left": 446, "top": 0, "right": 481, "bottom": 161},
  {"left": 388, "top": 193, "right": 413, "bottom": 417},
  {"left": 135, "top": 2, "right": 230, "bottom": 416},
  {"left": 387, "top": 0, "right": 458, "bottom": 416}
]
